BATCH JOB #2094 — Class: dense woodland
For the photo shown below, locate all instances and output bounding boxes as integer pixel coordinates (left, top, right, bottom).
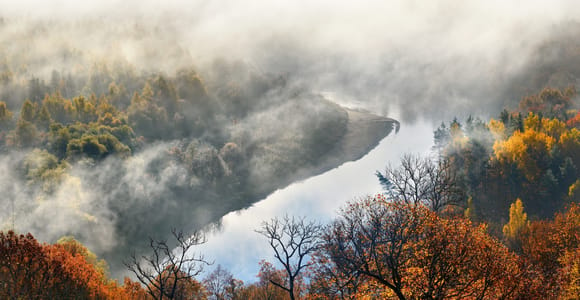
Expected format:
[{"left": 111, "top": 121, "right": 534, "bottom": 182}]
[
  {"left": 0, "top": 16, "right": 356, "bottom": 277},
  {"left": 0, "top": 62, "right": 350, "bottom": 272},
  {"left": 3, "top": 14, "right": 580, "bottom": 300},
  {"left": 3, "top": 86, "right": 580, "bottom": 298}
]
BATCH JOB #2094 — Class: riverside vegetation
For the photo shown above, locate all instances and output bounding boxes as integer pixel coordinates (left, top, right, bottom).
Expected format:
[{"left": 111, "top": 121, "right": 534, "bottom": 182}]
[{"left": 2, "top": 14, "right": 580, "bottom": 300}]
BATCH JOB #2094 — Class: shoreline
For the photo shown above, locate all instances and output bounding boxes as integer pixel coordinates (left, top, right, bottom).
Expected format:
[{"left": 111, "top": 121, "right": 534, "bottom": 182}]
[
  {"left": 111, "top": 106, "right": 398, "bottom": 280},
  {"left": 194, "top": 109, "right": 408, "bottom": 283},
  {"left": 286, "top": 107, "right": 398, "bottom": 187}
]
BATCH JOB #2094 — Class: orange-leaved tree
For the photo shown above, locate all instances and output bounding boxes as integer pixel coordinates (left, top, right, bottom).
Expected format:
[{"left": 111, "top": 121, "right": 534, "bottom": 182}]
[
  {"left": 0, "top": 230, "right": 135, "bottom": 299},
  {"left": 520, "top": 203, "right": 580, "bottom": 297},
  {"left": 319, "top": 195, "right": 525, "bottom": 299}
]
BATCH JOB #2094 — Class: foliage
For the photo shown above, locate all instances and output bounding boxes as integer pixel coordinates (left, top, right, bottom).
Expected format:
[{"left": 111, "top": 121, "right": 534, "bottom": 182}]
[
  {"left": 0, "top": 230, "right": 143, "bottom": 299},
  {"left": 318, "top": 195, "right": 524, "bottom": 299},
  {"left": 517, "top": 204, "right": 580, "bottom": 297},
  {"left": 434, "top": 87, "right": 580, "bottom": 223},
  {"left": 430, "top": 89, "right": 580, "bottom": 297},
  {"left": 0, "top": 101, "right": 13, "bottom": 128},
  {"left": 0, "top": 53, "right": 352, "bottom": 280},
  {"left": 4, "top": 15, "right": 580, "bottom": 299},
  {"left": 502, "top": 198, "right": 529, "bottom": 251}
]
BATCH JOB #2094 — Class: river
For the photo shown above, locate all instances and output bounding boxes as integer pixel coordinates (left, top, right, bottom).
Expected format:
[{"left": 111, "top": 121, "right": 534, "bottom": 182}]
[{"left": 197, "top": 119, "right": 435, "bottom": 283}]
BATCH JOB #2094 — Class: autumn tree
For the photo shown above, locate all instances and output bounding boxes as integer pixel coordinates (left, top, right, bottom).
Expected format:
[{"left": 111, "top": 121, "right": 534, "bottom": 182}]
[
  {"left": 410, "top": 214, "right": 523, "bottom": 299},
  {"left": 35, "top": 104, "right": 51, "bottom": 129},
  {"left": 72, "top": 95, "right": 98, "bottom": 123},
  {"left": 123, "top": 277, "right": 151, "bottom": 299},
  {"left": 502, "top": 198, "right": 529, "bottom": 252},
  {"left": 152, "top": 75, "right": 179, "bottom": 114},
  {"left": 308, "top": 249, "right": 363, "bottom": 299},
  {"left": 253, "top": 260, "right": 292, "bottom": 300},
  {"left": 559, "top": 247, "right": 580, "bottom": 298},
  {"left": 127, "top": 88, "right": 169, "bottom": 140},
  {"left": 42, "top": 92, "right": 74, "bottom": 124},
  {"left": 489, "top": 112, "right": 577, "bottom": 218},
  {"left": 321, "top": 195, "right": 524, "bottom": 299},
  {"left": 175, "top": 69, "right": 209, "bottom": 106},
  {"left": 149, "top": 267, "right": 208, "bottom": 300},
  {"left": 569, "top": 179, "right": 580, "bottom": 202},
  {"left": 20, "top": 99, "right": 36, "bottom": 122},
  {"left": 0, "top": 230, "right": 133, "bottom": 299},
  {"left": 0, "top": 230, "right": 68, "bottom": 298},
  {"left": 520, "top": 203, "right": 580, "bottom": 297},
  {"left": 0, "top": 101, "right": 13, "bottom": 129},
  {"left": 257, "top": 215, "right": 322, "bottom": 300},
  {"left": 125, "top": 228, "right": 211, "bottom": 300},
  {"left": 518, "top": 86, "right": 574, "bottom": 119},
  {"left": 56, "top": 236, "right": 110, "bottom": 276},
  {"left": 322, "top": 195, "right": 421, "bottom": 299},
  {"left": 216, "top": 261, "right": 289, "bottom": 300},
  {"left": 13, "top": 119, "right": 38, "bottom": 148}
]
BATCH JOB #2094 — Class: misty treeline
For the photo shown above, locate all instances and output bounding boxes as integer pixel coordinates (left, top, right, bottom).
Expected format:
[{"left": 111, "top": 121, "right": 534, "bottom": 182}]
[
  {"left": 2, "top": 87, "right": 580, "bottom": 298},
  {"left": 121, "top": 85, "right": 580, "bottom": 299},
  {"left": 434, "top": 86, "right": 580, "bottom": 227},
  {"left": 3, "top": 7, "right": 580, "bottom": 298},
  {"left": 0, "top": 15, "right": 357, "bottom": 276},
  {"left": 3, "top": 137, "right": 580, "bottom": 298}
]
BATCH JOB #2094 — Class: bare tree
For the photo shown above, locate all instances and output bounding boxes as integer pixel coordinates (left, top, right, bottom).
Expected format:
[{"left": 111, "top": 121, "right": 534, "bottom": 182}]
[
  {"left": 256, "top": 215, "right": 322, "bottom": 300},
  {"left": 323, "top": 196, "right": 422, "bottom": 300},
  {"left": 124, "top": 228, "right": 211, "bottom": 300},
  {"left": 376, "top": 154, "right": 465, "bottom": 212},
  {"left": 203, "top": 264, "right": 242, "bottom": 300}
]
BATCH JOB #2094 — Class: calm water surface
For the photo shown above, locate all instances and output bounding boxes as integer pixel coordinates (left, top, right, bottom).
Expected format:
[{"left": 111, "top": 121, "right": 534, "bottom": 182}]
[{"left": 197, "top": 119, "right": 434, "bottom": 282}]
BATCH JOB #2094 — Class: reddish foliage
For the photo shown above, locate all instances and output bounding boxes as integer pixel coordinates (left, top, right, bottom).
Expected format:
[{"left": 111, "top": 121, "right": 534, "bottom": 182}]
[{"left": 0, "top": 230, "right": 143, "bottom": 299}]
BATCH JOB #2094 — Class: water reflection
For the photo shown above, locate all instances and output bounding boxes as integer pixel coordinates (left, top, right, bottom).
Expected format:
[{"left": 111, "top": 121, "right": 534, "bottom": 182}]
[{"left": 197, "top": 120, "right": 434, "bottom": 282}]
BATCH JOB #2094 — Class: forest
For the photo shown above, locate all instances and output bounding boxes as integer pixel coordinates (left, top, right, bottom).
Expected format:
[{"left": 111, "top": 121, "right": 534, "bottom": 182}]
[
  {"left": 3, "top": 85, "right": 580, "bottom": 298},
  {"left": 0, "top": 14, "right": 399, "bottom": 278},
  {"left": 3, "top": 2, "right": 580, "bottom": 299}
]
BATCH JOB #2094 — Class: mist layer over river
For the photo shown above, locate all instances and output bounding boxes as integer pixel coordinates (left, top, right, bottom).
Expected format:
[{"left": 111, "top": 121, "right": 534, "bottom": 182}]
[{"left": 197, "top": 118, "right": 434, "bottom": 282}]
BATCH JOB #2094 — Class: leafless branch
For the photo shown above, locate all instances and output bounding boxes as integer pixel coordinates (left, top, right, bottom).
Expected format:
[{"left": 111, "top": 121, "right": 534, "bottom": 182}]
[
  {"left": 256, "top": 215, "right": 322, "bottom": 300},
  {"left": 378, "top": 154, "right": 465, "bottom": 212},
  {"left": 124, "top": 228, "right": 211, "bottom": 300}
]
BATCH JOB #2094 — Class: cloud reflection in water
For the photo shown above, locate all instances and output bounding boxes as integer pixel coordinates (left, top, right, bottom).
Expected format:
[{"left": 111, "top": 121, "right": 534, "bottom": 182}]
[{"left": 197, "top": 120, "right": 434, "bottom": 282}]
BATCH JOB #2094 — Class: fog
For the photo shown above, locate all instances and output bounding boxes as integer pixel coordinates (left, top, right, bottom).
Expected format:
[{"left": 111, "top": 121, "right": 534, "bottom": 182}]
[
  {"left": 198, "top": 119, "right": 434, "bottom": 282},
  {"left": 2, "top": 0, "right": 580, "bottom": 280},
  {"left": 3, "top": 0, "right": 579, "bottom": 120}
]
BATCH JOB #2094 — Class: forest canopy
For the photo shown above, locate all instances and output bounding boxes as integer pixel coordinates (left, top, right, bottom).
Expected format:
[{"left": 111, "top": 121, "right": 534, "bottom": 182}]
[
  {"left": 0, "top": 15, "right": 400, "bottom": 278},
  {"left": 3, "top": 2, "right": 580, "bottom": 298}
]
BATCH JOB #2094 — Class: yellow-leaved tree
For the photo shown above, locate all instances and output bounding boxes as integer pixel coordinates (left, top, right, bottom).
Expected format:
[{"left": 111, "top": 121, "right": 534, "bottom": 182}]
[{"left": 503, "top": 198, "right": 529, "bottom": 251}]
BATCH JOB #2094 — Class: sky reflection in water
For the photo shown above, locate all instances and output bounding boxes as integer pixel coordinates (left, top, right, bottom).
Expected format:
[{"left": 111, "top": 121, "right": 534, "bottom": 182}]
[{"left": 197, "top": 120, "right": 434, "bottom": 282}]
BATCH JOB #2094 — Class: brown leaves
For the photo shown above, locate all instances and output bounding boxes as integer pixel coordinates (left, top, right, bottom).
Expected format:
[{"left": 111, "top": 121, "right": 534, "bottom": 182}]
[
  {"left": 319, "top": 196, "right": 524, "bottom": 299},
  {"left": 517, "top": 204, "right": 580, "bottom": 297},
  {"left": 0, "top": 230, "right": 137, "bottom": 299}
]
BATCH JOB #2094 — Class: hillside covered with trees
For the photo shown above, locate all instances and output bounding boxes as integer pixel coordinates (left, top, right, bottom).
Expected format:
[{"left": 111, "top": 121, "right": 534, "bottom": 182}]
[
  {"left": 0, "top": 16, "right": 398, "bottom": 277},
  {"left": 3, "top": 2, "right": 580, "bottom": 299},
  {"left": 3, "top": 84, "right": 580, "bottom": 299}
]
